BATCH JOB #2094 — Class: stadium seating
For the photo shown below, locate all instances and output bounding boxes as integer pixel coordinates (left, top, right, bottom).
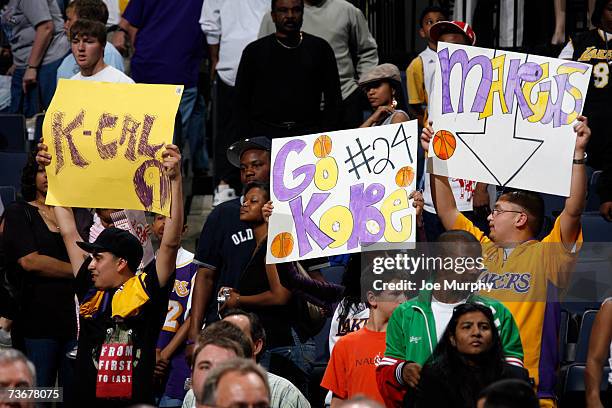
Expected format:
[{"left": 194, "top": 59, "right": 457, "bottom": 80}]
[
  {"left": 541, "top": 193, "right": 566, "bottom": 219},
  {"left": 558, "top": 306, "right": 611, "bottom": 407},
  {"left": 0, "top": 151, "right": 28, "bottom": 194},
  {"left": 561, "top": 212, "right": 612, "bottom": 315},
  {"left": 33, "top": 112, "right": 45, "bottom": 143},
  {"left": 558, "top": 364, "right": 611, "bottom": 408},
  {"left": 585, "top": 171, "right": 602, "bottom": 212},
  {"left": 581, "top": 212, "right": 612, "bottom": 242},
  {"left": 575, "top": 309, "right": 598, "bottom": 364},
  {"left": 537, "top": 194, "right": 611, "bottom": 241},
  {"left": 0, "top": 185, "right": 16, "bottom": 208},
  {"left": 0, "top": 114, "right": 27, "bottom": 152},
  {"left": 535, "top": 193, "right": 566, "bottom": 239},
  {"left": 559, "top": 308, "right": 578, "bottom": 364}
]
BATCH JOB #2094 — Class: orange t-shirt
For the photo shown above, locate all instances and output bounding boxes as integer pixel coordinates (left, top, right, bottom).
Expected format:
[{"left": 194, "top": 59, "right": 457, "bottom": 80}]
[{"left": 321, "top": 327, "right": 386, "bottom": 404}]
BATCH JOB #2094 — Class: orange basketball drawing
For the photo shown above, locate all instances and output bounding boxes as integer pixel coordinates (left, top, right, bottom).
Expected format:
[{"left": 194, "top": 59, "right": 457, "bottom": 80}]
[
  {"left": 271, "top": 232, "right": 294, "bottom": 258},
  {"left": 432, "top": 130, "right": 457, "bottom": 160},
  {"left": 313, "top": 135, "right": 333, "bottom": 158},
  {"left": 395, "top": 166, "right": 415, "bottom": 187}
]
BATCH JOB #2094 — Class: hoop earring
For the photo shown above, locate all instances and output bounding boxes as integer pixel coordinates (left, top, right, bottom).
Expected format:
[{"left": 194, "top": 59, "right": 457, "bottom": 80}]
[{"left": 391, "top": 98, "right": 398, "bottom": 109}]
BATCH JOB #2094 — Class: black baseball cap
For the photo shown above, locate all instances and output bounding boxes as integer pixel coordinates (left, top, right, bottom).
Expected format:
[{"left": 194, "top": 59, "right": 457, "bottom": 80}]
[
  {"left": 77, "top": 227, "right": 144, "bottom": 272},
  {"left": 227, "top": 136, "right": 272, "bottom": 168}
]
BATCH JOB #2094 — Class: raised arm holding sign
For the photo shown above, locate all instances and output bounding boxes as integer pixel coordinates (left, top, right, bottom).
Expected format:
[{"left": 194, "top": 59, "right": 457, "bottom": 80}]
[
  {"left": 37, "top": 142, "right": 184, "bottom": 286},
  {"left": 424, "top": 112, "right": 590, "bottom": 408},
  {"left": 37, "top": 142, "right": 184, "bottom": 404},
  {"left": 423, "top": 116, "right": 591, "bottom": 407}
]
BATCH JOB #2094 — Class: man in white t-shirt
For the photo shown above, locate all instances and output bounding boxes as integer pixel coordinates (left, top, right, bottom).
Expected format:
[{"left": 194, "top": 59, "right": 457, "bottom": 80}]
[
  {"left": 57, "top": 0, "right": 125, "bottom": 80},
  {"left": 69, "top": 19, "right": 133, "bottom": 83}
]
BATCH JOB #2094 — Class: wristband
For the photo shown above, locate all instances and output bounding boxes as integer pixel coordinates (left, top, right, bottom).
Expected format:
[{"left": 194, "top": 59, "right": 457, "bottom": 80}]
[
  {"left": 573, "top": 152, "right": 587, "bottom": 165},
  {"left": 27, "top": 65, "right": 39, "bottom": 70}
]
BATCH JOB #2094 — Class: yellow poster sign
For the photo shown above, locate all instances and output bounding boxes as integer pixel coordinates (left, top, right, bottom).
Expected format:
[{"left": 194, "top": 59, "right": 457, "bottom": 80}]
[{"left": 44, "top": 79, "right": 183, "bottom": 216}]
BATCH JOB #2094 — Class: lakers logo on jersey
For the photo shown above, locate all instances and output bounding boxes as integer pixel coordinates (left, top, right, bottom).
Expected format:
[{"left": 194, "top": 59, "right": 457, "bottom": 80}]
[
  {"left": 173, "top": 280, "right": 190, "bottom": 298},
  {"left": 577, "top": 46, "right": 612, "bottom": 62},
  {"left": 336, "top": 317, "right": 368, "bottom": 337},
  {"left": 571, "top": 30, "right": 612, "bottom": 91},
  {"left": 480, "top": 272, "right": 531, "bottom": 293}
]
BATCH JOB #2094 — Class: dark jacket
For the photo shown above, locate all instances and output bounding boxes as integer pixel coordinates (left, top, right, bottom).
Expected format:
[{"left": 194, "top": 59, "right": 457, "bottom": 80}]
[{"left": 411, "top": 362, "right": 530, "bottom": 408}]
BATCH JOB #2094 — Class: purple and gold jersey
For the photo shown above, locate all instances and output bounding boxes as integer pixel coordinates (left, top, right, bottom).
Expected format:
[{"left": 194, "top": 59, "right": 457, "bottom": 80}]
[
  {"left": 156, "top": 247, "right": 198, "bottom": 400},
  {"left": 455, "top": 214, "right": 582, "bottom": 406},
  {"left": 560, "top": 29, "right": 612, "bottom": 170}
]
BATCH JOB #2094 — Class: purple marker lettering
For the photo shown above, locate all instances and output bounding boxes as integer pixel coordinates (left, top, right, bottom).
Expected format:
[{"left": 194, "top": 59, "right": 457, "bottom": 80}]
[
  {"left": 541, "top": 74, "right": 569, "bottom": 128},
  {"left": 120, "top": 115, "right": 141, "bottom": 161},
  {"left": 95, "top": 113, "right": 119, "bottom": 159},
  {"left": 289, "top": 194, "right": 333, "bottom": 257},
  {"left": 273, "top": 139, "right": 315, "bottom": 202},
  {"left": 347, "top": 183, "right": 385, "bottom": 250},
  {"left": 133, "top": 159, "right": 170, "bottom": 211},
  {"left": 557, "top": 62, "right": 589, "bottom": 124},
  {"left": 504, "top": 61, "right": 541, "bottom": 119},
  {"left": 137, "top": 115, "right": 164, "bottom": 158},
  {"left": 439, "top": 48, "right": 493, "bottom": 114},
  {"left": 52, "top": 110, "right": 89, "bottom": 175}
]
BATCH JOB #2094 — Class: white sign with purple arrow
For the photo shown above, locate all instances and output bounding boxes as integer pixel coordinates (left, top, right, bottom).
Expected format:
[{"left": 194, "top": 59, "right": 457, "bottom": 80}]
[{"left": 428, "top": 42, "right": 592, "bottom": 197}]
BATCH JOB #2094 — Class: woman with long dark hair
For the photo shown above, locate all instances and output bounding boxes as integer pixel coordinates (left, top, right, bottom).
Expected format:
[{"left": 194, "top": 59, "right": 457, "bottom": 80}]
[
  {"left": 2, "top": 154, "right": 77, "bottom": 400},
  {"left": 414, "top": 303, "right": 530, "bottom": 408}
]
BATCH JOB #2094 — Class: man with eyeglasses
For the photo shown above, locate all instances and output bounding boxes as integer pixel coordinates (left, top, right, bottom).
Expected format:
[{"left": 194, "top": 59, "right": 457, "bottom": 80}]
[{"left": 420, "top": 116, "right": 591, "bottom": 408}]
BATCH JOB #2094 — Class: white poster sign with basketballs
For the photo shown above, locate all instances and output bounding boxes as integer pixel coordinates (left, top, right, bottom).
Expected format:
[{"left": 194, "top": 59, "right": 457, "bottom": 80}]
[
  {"left": 428, "top": 42, "right": 592, "bottom": 196},
  {"left": 267, "top": 121, "right": 418, "bottom": 264}
]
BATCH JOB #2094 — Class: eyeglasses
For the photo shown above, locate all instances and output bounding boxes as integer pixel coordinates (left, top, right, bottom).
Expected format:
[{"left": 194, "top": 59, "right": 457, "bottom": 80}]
[{"left": 491, "top": 208, "right": 524, "bottom": 217}]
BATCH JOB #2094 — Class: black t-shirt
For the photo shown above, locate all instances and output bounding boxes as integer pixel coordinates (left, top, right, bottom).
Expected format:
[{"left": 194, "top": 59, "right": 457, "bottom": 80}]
[
  {"left": 73, "top": 258, "right": 172, "bottom": 406},
  {"left": 195, "top": 197, "right": 256, "bottom": 325},
  {"left": 0, "top": 231, "right": 17, "bottom": 321},
  {"left": 570, "top": 29, "right": 612, "bottom": 169},
  {"left": 412, "top": 362, "right": 530, "bottom": 408},
  {"left": 2, "top": 201, "right": 76, "bottom": 339},
  {"left": 237, "top": 240, "right": 295, "bottom": 349},
  {"left": 235, "top": 33, "right": 342, "bottom": 138}
]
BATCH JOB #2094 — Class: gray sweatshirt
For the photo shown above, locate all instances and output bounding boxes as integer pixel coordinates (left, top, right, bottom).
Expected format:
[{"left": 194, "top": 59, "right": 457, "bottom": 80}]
[{"left": 259, "top": 0, "right": 378, "bottom": 100}]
